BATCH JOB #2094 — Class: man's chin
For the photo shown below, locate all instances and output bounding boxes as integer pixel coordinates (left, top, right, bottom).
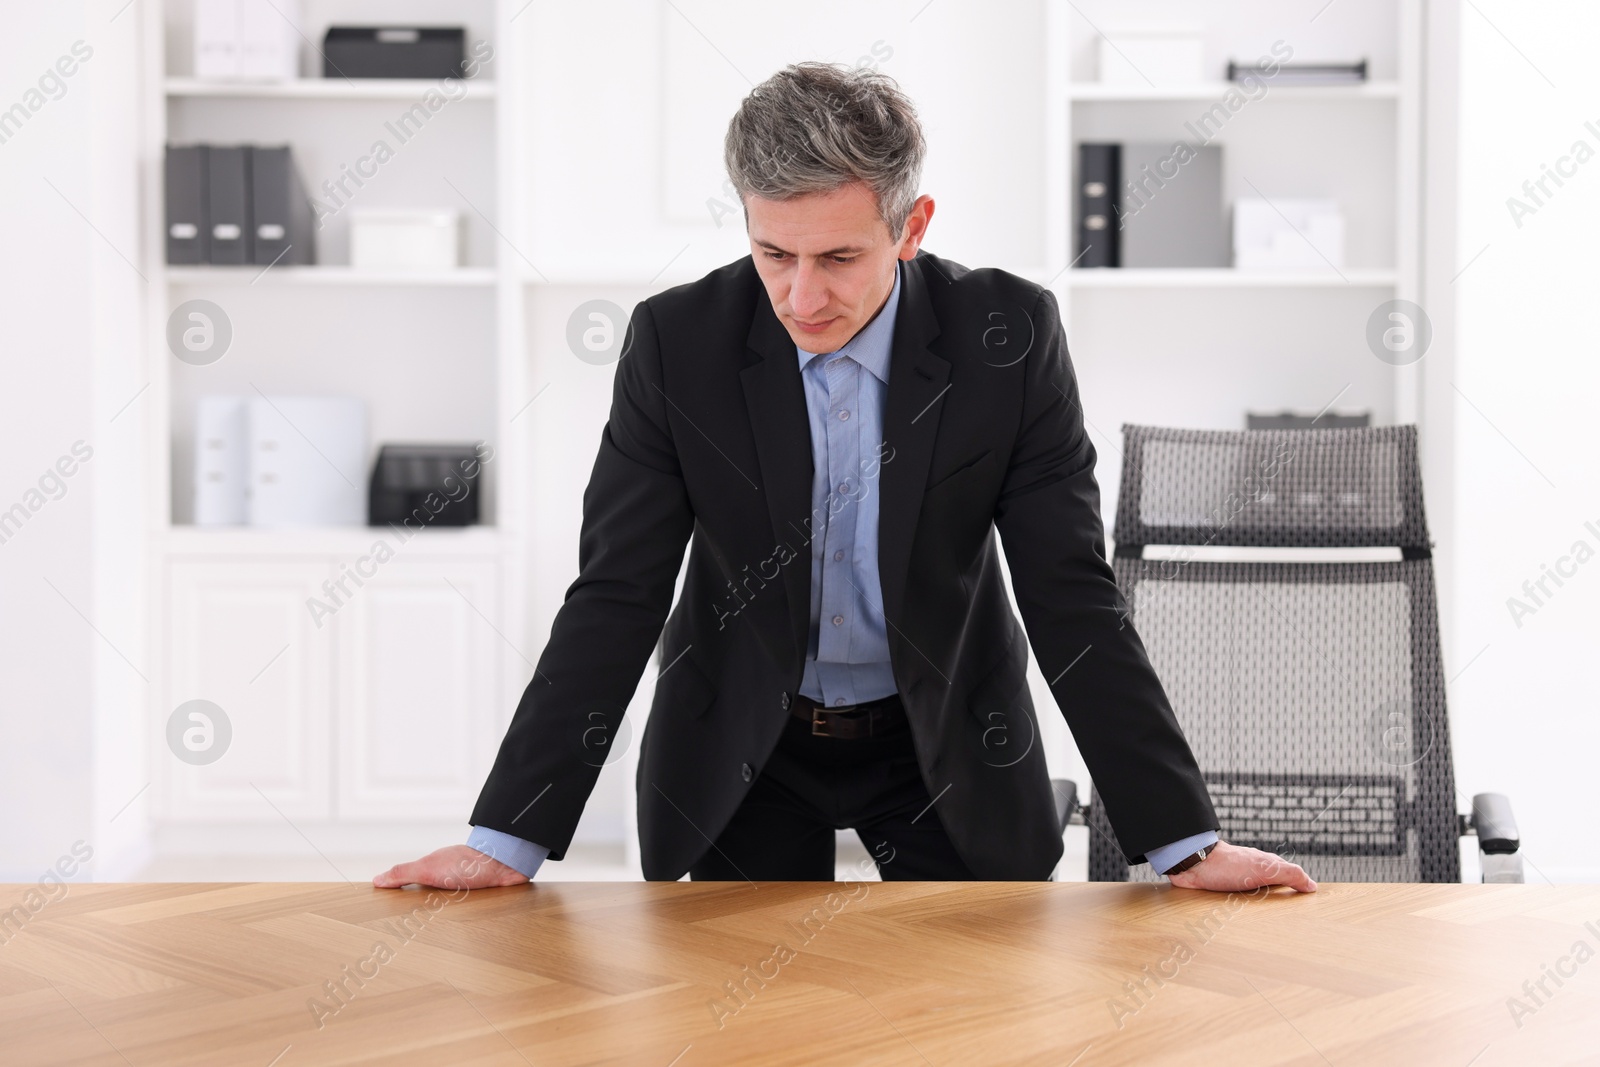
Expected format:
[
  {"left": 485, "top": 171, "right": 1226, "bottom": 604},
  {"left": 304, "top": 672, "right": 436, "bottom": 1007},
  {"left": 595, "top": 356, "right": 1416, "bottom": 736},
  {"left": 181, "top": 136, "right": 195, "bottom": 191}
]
[{"left": 788, "top": 320, "right": 847, "bottom": 352}]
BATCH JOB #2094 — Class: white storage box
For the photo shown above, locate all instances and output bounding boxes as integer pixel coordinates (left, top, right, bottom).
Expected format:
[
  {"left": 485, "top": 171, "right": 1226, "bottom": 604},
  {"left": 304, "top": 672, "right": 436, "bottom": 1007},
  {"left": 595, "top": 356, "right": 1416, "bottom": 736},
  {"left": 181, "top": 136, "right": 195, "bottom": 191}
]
[
  {"left": 194, "top": 395, "right": 249, "bottom": 525},
  {"left": 194, "top": 0, "right": 300, "bottom": 82},
  {"left": 192, "top": 394, "right": 365, "bottom": 526},
  {"left": 247, "top": 395, "right": 366, "bottom": 527},
  {"left": 1098, "top": 26, "right": 1204, "bottom": 87},
  {"left": 348, "top": 209, "right": 461, "bottom": 270},
  {"left": 1233, "top": 198, "right": 1346, "bottom": 270}
]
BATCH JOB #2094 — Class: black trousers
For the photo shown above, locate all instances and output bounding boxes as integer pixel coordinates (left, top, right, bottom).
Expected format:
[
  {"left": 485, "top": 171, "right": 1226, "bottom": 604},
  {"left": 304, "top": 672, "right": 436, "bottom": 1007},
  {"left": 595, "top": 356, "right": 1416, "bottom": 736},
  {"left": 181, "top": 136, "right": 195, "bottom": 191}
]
[{"left": 688, "top": 696, "right": 977, "bottom": 881}]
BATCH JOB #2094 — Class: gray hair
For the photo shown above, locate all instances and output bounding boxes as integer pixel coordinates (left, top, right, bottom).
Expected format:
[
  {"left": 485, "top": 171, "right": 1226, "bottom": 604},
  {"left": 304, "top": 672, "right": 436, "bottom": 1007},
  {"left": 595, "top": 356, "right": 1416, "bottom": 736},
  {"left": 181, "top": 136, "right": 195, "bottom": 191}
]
[{"left": 724, "top": 61, "right": 926, "bottom": 239}]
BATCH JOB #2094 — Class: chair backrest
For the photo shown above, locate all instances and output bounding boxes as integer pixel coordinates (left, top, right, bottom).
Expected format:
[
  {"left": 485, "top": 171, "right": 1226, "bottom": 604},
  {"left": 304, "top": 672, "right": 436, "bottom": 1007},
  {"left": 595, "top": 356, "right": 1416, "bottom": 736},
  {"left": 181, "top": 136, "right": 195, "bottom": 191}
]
[{"left": 1087, "top": 425, "right": 1462, "bottom": 883}]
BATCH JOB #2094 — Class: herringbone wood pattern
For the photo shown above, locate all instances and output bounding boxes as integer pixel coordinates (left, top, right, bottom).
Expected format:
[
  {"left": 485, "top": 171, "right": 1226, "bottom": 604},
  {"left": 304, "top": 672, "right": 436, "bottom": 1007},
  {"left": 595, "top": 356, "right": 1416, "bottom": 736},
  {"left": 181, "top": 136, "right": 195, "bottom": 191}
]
[{"left": 2, "top": 880, "right": 1598, "bottom": 1065}]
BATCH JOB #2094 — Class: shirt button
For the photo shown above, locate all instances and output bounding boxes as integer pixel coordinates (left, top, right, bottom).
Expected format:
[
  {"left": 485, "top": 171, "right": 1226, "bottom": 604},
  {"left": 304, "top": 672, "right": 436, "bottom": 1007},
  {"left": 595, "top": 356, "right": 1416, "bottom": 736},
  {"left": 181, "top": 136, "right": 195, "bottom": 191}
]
[
  {"left": 833, "top": 698, "right": 846, "bottom": 706},
  {"left": 832, "top": 614, "right": 844, "bottom": 626},
  {"left": 833, "top": 550, "right": 845, "bottom": 562},
  {"left": 838, "top": 409, "right": 850, "bottom": 421},
  {"left": 838, "top": 482, "right": 850, "bottom": 494},
  {"left": 741, "top": 763, "right": 753, "bottom": 782}
]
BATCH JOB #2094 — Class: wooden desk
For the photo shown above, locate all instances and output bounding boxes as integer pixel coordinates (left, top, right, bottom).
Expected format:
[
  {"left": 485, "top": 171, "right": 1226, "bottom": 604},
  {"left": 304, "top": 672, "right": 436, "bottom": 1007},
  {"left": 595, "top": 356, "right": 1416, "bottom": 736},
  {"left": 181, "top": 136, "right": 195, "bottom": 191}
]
[{"left": 2, "top": 880, "right": 1597, "bottom": 1065}]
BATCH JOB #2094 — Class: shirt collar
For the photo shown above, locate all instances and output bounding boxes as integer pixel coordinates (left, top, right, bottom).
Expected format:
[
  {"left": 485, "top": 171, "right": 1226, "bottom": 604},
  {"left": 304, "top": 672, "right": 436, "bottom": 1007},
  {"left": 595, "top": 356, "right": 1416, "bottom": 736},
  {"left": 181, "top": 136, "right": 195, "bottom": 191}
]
[{"left": 795, "top": 259, "right": 901, "bottom": 384}]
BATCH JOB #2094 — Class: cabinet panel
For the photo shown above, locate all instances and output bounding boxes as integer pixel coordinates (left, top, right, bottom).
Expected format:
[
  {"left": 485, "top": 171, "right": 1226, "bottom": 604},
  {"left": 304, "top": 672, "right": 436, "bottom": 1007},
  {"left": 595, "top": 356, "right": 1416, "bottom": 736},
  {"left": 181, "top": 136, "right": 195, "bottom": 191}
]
[
  {"left": 336, "top": 556, "right": 502, "bottom": 819},
  {"left": 163, "top": 560, "right": 333, "bottom": 821}
]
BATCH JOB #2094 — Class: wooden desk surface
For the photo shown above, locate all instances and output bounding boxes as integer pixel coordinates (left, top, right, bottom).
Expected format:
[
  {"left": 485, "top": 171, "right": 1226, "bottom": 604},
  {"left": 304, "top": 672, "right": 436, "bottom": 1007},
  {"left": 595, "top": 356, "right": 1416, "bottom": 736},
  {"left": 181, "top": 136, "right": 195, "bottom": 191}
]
[{"left": 2, "top": 880, "right": 1597, "bottom": 1066}]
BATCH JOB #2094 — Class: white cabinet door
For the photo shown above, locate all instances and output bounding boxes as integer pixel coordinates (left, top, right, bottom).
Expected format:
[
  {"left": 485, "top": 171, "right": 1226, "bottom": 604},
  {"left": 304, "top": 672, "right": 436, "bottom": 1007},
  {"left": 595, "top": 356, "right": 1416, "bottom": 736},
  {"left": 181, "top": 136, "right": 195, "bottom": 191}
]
[
  {"left": 163, "top": 560, "right": 334, "bottom": 821},
  {"left": 335, "top": 555, "right": 502, "bottom": 820}
]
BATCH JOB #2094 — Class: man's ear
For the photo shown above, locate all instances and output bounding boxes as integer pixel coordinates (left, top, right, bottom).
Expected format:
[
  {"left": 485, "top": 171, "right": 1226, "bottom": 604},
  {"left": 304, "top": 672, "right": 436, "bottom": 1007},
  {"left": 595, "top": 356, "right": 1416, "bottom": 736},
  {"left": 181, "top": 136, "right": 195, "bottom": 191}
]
[{"left": 898, "top": 194, "right": 935, "bottom": 259}]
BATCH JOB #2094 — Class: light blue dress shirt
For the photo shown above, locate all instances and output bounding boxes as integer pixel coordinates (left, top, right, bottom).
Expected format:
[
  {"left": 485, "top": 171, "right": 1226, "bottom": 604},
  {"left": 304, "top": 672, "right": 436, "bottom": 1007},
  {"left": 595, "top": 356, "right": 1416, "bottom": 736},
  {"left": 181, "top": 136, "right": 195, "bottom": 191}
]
[
  {"left": 465, "top": 824, "right": 549, "bottom": 879},
  {"left": 467, "top": 259, "right": 1215, "bottom": 879},
  {"left": 794, "top": 259, "right": 901, "bottom": 707}
]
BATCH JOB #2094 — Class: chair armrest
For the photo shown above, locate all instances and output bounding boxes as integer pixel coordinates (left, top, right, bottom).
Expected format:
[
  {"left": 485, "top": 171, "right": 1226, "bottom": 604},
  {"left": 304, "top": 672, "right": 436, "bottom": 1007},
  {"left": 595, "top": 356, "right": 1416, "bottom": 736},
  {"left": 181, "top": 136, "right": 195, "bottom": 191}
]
[
  {"left": 1471, "top": 792, "right": 1520, "bottom": 854},
  {"left": 1049, "top": 778, "right": 1079, "bottom": 835}
]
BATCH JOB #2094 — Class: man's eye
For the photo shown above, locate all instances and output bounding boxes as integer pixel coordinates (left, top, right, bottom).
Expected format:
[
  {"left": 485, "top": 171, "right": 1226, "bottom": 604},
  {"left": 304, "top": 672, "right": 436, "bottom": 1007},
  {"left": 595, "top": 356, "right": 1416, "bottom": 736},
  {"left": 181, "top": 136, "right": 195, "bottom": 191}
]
[
  {"left": 832, "top": 256, "right": 856, "bottom": 265},
  {"left": 765, "top": 251, "right": 788, "bottom": 261}
]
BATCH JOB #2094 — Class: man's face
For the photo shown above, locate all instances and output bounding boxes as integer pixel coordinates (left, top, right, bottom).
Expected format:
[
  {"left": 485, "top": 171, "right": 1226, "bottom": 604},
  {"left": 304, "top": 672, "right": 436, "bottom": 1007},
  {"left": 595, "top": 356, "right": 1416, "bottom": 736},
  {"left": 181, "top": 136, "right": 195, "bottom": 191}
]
[{"left": 746, "top": 181, "right": 934, "bottom": 355}]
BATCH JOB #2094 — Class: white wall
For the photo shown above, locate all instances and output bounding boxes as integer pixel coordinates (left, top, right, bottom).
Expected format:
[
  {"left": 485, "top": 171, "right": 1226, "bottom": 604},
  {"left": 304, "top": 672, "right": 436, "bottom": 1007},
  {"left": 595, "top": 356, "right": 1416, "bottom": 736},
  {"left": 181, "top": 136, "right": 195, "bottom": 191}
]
[
  {"left": 1451, "top": 0, "right": 1599, "bottom": 882},
  {"left": 516, "top": 0, "right": 1049, "bottom": 281},
  {"left": 0, "top": 0, "right": 146, "bottom": 881}
]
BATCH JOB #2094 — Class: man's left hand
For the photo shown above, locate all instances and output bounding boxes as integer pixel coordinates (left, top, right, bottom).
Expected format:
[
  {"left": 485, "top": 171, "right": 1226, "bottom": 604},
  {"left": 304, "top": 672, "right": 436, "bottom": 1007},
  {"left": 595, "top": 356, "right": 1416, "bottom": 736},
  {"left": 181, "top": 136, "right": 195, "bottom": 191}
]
[{"left": 1165, "top": 841, "right": 1317, "bottom": 893}]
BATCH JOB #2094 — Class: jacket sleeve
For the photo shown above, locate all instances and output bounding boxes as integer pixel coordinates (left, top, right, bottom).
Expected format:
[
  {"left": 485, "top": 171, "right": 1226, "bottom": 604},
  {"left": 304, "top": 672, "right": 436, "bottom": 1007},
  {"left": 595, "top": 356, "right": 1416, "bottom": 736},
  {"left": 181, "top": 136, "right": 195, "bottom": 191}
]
[
  {"left": 991, "top": 287, "right": 1218, "bottom": 864},
  {"left": 469, "top": 300, "right": 695, "bottom": 860}
]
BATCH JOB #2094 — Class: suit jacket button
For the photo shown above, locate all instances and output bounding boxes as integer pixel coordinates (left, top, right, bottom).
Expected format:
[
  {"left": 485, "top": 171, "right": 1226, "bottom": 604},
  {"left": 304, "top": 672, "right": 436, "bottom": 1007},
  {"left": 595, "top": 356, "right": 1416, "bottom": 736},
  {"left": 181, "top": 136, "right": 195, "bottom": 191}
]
[
  {"left": 780, "top": 693, "right": 790, "bottom": 710},
  {"left": 741, "top": 763, "right": 753, "bottom": 782}
]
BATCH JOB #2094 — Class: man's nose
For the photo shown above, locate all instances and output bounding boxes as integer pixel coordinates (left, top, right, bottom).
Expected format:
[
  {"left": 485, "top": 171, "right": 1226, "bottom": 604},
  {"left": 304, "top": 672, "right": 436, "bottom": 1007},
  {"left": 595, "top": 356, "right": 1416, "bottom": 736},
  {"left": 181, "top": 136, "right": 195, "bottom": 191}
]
[{"left": 790, "top": 263, "right": 829, "bottom": 318}]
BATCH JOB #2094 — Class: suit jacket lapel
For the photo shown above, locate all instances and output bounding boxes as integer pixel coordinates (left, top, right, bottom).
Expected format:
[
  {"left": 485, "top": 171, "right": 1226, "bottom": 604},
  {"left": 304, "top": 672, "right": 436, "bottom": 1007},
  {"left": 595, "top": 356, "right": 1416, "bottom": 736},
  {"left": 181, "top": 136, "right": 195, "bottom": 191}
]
[
  {"left": 877, "top": 253, "right": 947, "bottom": 638},
  {"left": 742, "top": 284, "right": 818, "bottom": 673},
  {"left": 739, "top": 252, "right": 947, "bottom": 679}
]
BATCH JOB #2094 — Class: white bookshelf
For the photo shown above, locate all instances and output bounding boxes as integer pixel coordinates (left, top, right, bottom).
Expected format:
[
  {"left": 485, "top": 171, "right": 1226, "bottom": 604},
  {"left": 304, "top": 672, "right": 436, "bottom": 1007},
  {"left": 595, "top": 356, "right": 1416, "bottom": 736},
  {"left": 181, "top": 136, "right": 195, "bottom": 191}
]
[
  {"left": 135, "top": 1, "right": 530, "bottom": 856},
  {"left": 1042, "top": 0, "right": 1426, "bottom": 486},
  {"left": 146, "top": 9, "right": 518, "bottom": 526}
]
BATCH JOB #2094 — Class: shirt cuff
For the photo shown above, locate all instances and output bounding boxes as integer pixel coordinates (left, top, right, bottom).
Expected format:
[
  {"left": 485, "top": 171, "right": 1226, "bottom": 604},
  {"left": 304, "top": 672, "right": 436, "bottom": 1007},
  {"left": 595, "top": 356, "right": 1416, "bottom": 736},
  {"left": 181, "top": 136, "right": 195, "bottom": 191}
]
[
  {"left": 466, "top": 825, "right": 550, "bottom": 879},
  {"left": 1146, "top": 830, "right": 1220, "bottom": 876}
]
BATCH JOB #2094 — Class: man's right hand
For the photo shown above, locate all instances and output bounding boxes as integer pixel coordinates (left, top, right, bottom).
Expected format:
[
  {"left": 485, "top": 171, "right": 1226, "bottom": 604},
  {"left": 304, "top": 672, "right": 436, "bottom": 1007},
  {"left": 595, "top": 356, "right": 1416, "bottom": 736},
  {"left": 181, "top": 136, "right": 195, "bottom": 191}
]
[{"left": 372, "top": 844, "right": 530, "bottom": 890}]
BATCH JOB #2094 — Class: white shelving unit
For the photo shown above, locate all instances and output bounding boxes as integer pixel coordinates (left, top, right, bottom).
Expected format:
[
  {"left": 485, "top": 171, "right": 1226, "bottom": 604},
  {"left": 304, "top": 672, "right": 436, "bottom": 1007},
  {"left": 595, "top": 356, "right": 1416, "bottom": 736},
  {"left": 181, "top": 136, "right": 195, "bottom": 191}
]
[
  {"left": 135, "top": 0, "right": 530, "bottom": 860},
  {"left": 1037, "top": 0, "right": 1426, "bottom": 536}
]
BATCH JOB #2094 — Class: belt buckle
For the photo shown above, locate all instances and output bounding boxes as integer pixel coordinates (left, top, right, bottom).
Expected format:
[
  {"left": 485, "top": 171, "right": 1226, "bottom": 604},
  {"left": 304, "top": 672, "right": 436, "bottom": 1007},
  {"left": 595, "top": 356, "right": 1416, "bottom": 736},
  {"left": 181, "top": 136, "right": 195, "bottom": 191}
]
[{"left": 811, "top": 701, "right": 858, "bottom": 737}]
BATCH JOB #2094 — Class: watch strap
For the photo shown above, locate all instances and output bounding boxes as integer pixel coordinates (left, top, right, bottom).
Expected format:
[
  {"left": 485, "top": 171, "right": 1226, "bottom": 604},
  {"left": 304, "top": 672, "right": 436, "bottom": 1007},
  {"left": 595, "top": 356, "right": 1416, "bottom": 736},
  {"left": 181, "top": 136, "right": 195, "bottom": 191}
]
[{"left": 1163, "top": 842, "right": 1216, "bottom": 876}]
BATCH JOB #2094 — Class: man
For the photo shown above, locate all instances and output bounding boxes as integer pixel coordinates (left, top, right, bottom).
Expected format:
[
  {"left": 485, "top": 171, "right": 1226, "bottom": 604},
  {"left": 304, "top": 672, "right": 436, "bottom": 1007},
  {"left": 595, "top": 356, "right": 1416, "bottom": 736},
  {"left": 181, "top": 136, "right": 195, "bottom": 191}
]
[{"left": 376, "top": 62, "right": 1314, "bottom": 894}]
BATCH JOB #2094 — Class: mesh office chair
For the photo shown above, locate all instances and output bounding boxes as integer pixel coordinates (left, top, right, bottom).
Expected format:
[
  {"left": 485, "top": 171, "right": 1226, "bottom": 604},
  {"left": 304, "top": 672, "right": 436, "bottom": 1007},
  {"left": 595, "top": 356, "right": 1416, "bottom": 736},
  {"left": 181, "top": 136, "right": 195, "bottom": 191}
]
[{"left": 1051, "top": 425, "right": 1522, "bottom": 883}]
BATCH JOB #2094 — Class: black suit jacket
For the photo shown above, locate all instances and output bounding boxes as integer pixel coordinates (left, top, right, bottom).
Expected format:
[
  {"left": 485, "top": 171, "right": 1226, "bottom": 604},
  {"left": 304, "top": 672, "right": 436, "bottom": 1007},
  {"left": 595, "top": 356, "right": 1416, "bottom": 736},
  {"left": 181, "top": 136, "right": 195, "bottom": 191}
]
[{"left": 471, "top": 249, "right": 1217, "bottom": 879}]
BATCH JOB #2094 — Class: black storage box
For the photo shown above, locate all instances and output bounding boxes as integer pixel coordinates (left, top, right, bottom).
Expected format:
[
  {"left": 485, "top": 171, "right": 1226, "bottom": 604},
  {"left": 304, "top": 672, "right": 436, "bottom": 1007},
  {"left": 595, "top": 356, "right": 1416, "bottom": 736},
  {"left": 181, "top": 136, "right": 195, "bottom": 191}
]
[
  {"left": 250, "top": 145, "right": 316, "bottom": 266},
  {"left": 166, "top": 144, "right": 317, "bottom": 265},
  {"left": 323, "top": 27, "right": 466, "bottom": 79},
  {"left": 369, "top": 444, "right": 483, "bottom": 527}
]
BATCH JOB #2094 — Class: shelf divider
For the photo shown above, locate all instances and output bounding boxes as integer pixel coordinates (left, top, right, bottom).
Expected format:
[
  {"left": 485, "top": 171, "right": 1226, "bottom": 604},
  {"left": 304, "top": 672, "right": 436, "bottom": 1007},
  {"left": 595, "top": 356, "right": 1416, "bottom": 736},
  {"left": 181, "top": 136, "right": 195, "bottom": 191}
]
[
  {"left": 1067, "top": 81, "right": 1400, "bottom": 102},
  {"left": 164, "top": 77, "right": 497, "bottom": 100}
]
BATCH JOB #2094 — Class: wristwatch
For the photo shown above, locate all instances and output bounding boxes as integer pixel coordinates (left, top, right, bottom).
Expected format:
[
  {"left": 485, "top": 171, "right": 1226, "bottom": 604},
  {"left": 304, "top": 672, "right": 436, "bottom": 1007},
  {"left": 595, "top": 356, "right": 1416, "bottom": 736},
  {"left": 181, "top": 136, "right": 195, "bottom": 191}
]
[{"left": 1162, "top": 841, "right": 1218, "bottom": 876}]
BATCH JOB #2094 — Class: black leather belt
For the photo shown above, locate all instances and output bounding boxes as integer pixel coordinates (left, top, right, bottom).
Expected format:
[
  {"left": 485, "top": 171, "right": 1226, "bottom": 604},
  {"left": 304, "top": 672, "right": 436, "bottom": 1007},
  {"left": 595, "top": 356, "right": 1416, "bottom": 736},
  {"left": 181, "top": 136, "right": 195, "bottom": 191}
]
[{"left": 789, "top": 692, "right": 906, "bottom": 739}]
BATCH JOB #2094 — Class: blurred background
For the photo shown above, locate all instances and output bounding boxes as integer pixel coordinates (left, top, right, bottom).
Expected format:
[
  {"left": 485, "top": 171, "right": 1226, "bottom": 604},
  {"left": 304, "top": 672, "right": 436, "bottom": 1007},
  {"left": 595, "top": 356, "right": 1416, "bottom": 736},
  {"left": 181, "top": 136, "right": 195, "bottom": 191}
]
[{"left": 1, "top": 0, "right": 1594, "bottom": 885}]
